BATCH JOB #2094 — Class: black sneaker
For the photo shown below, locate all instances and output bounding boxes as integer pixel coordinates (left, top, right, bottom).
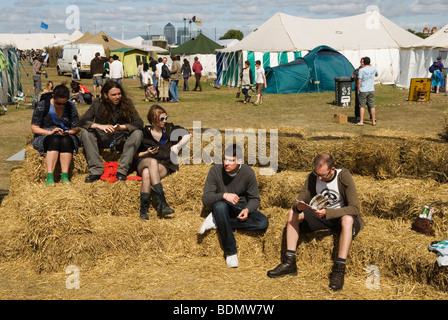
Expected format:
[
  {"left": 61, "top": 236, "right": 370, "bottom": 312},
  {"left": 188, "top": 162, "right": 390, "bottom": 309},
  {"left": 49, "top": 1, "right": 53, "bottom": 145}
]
[
  {"left": 116, "top": 172, "right": 127, "bottom": 181},
  {"left": 267, "top": 254, "right": 297, "bottom": 278},
  {"left": 329, "top": 261, "right": 346, "bottom": 291},
  {"left": 84, "top": 174, "right": 101, "bottom": 183}
]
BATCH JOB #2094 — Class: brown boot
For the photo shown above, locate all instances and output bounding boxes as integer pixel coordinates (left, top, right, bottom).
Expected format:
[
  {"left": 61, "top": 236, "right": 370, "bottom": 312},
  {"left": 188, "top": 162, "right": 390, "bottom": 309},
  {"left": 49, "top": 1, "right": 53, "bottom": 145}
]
[
  {"left": 267, "top": 254, "right": 297, "bottom": 278},
  {"left": 329, "top": 261, "right": 346, "bottom": 291}
]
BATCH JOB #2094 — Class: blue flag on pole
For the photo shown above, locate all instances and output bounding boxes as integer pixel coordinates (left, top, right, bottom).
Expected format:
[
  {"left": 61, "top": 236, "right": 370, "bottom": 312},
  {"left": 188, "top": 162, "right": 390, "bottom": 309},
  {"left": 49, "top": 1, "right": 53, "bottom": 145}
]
[{"left": 40, "top": 22, "right": 48, "bottom": 30}]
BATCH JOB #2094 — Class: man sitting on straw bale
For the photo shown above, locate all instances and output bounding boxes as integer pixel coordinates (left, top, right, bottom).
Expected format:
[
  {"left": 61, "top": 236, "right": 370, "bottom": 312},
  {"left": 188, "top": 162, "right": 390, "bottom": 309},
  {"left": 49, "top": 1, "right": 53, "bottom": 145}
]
[
  {"left": 199, "top": 143, "right": 269, "bottom": 268},
  {"left": 79, "top": 80, "right": 143, "bottom": 183},
  {"left": 267, "top": 153, "right": 365, "bottom": 291}
]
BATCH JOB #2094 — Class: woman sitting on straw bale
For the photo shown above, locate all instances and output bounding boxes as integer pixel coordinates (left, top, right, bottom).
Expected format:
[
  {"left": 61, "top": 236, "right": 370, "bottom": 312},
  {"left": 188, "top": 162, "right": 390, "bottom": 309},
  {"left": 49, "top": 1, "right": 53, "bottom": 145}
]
[
  {"left": 136, "top": 104, "right": 191, "bottom": 220},
  {"left": 31, "top": 84, "right": 80, "bottom": 185}
]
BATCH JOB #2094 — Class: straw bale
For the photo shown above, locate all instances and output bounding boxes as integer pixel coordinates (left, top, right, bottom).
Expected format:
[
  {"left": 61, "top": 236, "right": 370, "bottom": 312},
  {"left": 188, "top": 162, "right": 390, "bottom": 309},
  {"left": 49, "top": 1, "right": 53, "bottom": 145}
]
[
  {"left": 4, "top": 133, "right": 448, "bottom": 294},
  {"left": 19, "top": 128, "right": 448, "bottom": 185}
]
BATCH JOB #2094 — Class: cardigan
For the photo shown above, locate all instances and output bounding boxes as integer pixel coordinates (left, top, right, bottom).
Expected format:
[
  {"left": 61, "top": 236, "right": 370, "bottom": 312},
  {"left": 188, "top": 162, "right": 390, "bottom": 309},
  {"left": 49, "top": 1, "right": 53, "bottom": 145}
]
[{"left": 292, "top": 168, "right": 365, "bottom": 230}]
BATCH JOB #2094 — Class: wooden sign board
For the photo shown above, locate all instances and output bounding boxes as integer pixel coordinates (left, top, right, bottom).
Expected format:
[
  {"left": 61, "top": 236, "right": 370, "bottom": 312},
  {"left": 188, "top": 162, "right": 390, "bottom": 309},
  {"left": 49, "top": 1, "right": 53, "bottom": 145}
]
[{"left": 408, "top": 78, "right": 431, "bottom": 101}]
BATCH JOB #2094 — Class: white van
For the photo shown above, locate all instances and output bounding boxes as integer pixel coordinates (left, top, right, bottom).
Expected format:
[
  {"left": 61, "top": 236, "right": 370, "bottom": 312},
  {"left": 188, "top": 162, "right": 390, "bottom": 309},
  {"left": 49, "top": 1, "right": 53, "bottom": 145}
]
[{"left": 57, "top": 43, "right": 105, "bottom": 76}]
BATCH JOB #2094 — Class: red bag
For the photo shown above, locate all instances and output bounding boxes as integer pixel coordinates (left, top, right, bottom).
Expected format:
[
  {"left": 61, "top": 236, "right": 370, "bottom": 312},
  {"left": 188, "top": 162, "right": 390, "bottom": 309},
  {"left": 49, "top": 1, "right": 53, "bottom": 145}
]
[{"left": 100, "top": 161, "right": 119, "bottom": 183}]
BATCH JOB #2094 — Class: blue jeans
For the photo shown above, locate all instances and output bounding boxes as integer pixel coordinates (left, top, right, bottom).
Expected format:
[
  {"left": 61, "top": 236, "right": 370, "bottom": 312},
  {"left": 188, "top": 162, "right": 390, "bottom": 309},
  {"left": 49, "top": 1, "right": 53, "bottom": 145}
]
[
  {"left": 212, "top": 201, "right": 269, "bottom": 255},
  {"left": 169, "top": 80, "right": 179, "bottom": 101},
  {"left": 242, "top": 88, "right": 250, "bottom": 101},
  {"left": 152, "top": 74, "right": 158, "bottom": 89}
]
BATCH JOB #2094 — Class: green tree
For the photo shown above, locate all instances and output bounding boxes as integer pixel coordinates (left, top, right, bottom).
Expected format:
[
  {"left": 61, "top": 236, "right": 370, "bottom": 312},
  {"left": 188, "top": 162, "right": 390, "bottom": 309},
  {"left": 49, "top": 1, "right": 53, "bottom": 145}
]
[
  {"left": 407, "top": 29, "right": 426, "bottom": 39},
  {"left": 220, "top": 29, "right": 244, "bottom": 41}
]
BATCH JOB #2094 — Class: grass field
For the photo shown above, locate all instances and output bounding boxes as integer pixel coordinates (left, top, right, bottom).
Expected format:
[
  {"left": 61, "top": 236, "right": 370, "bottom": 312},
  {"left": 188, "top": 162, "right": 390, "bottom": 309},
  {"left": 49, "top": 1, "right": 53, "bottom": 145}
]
[{"left": 1, "top": 63, "right": 448, "bottom": 302}]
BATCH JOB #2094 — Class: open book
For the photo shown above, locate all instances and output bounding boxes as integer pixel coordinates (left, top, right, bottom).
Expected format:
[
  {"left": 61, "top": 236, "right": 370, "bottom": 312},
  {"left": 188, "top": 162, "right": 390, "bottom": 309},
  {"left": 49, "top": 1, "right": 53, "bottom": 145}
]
[{"left": 300, "top": 194, "right": 330, "bottom": 210}]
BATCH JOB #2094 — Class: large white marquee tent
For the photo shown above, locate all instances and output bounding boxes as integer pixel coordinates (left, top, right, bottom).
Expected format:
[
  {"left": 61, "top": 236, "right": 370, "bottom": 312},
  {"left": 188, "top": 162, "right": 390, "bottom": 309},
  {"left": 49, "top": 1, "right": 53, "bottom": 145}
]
[
  {"left": 217, "top": 11, "right": 421, "bottom": 87},
  {"left": 0, "top": 30, "right": 83, "bottom": 50},
  {"left": 397, "top": 24, "right": 448, "bottom": 88}
]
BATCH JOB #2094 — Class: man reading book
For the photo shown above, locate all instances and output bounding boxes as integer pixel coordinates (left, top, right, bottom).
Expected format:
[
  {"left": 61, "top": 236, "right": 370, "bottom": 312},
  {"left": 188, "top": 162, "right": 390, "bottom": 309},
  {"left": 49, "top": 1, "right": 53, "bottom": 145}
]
[{"left": 267, "top": 153, "right": 365, "bottom": 291}]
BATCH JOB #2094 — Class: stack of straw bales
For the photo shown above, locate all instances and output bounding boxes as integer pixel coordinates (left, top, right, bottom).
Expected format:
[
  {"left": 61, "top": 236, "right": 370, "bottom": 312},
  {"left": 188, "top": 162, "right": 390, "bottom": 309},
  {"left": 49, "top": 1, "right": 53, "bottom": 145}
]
[{"left": 1, "top": 129, "right": 448, "bottom": 294}]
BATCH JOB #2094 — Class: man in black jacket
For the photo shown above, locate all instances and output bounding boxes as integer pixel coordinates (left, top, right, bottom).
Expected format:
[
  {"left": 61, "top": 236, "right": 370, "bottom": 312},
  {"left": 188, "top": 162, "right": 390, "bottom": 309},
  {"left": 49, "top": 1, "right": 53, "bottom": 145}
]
[
  {"left": 79, "top": 81, "right": 143, "bottom": 183},
  {"left": 90, "top": 52, "right": 109, "bottom": 98}
]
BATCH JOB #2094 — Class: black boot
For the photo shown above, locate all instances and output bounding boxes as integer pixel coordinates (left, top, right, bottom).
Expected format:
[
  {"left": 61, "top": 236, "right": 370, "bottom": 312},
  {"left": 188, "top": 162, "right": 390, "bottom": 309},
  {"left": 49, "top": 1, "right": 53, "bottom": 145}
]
[
  {"left": 139, "top": 192, "right": 150, "bottom": 220},
  {"left": 267, "top": 253, "right": 297, "bottom": 278},
  {"left": 329, "top": 261, "right": 346, "bottom": 291},
  {"left": 151, "top": 183, "right": 174, "bottom": 216}
]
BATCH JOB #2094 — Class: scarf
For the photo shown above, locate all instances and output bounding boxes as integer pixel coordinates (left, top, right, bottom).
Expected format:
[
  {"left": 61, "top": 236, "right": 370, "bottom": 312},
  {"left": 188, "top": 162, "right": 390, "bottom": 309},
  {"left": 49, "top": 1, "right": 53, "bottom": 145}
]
[{"left": 49, "top": 103, "right": 70, "bottom": 130}]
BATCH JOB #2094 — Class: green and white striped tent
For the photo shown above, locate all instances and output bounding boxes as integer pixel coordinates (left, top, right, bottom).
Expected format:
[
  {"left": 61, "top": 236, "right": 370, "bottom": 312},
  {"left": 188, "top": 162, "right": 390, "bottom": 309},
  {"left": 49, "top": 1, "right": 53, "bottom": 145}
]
[
  {"left": 216, "top": 50, "right": 303, "bottom": 87},
  {"left": 0, "top": 45, "right": 22, "bottom": 106}
]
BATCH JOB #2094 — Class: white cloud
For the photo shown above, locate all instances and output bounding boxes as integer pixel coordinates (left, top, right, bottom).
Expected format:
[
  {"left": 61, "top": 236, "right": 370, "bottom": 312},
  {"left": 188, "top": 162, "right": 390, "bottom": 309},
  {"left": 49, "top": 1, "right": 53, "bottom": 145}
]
[{"left": 1, "top": 0, "right": 448, "bottom": 40}]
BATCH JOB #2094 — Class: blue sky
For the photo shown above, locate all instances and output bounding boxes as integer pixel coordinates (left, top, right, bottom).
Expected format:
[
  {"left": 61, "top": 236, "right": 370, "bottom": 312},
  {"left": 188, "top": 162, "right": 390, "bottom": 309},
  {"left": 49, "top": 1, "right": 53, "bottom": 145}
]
[{"left": 1, "top": 0, "right": 447, "bottom": 40}]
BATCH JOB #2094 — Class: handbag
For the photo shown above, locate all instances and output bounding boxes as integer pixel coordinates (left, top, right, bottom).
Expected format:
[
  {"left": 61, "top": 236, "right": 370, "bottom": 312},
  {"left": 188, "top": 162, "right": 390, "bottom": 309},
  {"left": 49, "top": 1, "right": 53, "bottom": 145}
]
[{"left": 100, "top": 161, "right": 119, "bottom": 183}]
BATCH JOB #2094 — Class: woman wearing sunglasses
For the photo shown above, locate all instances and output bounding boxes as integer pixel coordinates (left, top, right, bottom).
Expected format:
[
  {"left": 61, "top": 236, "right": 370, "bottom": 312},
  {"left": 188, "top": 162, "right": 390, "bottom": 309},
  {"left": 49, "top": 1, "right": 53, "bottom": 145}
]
[{"left": 136, "top": 104, "right": 191, "bottom": 220}]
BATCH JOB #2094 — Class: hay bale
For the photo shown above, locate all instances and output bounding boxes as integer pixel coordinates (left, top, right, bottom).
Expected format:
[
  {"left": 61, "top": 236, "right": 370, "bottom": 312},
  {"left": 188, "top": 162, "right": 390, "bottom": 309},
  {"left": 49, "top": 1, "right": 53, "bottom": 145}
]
[
  {"left": 4, "top": 133, "right": 448, "bottom": 293},
  {"left": 19, "top": 128, "right": 448, "bottom": 185}
]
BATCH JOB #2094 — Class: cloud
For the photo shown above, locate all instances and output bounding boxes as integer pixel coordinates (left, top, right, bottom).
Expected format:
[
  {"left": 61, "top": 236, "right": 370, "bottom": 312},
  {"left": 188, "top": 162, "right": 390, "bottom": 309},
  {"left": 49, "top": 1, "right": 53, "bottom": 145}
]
[
  {"left": 230, "top": 5, "right": 263, "bottom": 15},
  {"left": 1, "top": 0, "right": 448, "bottom": 41}
]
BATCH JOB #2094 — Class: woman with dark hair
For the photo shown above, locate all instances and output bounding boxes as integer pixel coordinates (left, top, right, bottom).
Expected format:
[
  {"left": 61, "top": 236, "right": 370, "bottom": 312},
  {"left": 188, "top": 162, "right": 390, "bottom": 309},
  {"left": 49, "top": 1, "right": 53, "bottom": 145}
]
[
  {"left": 31, "top": 84, "right": 81, "bottom": 185},
  {"left": 181, "top": 58, "right": 192, "bottom": 91},
  {"left": 240, "top": 60, "right": 254, "bottom": 104},
  {"left": 70, "top": 81, "right": 92, "bottom": 104},
  {"left": 136, "top": 104, "right": 191, "bottom": 220},
  {"left": 141, "top": 62, "right": 156, "bottom": 101},
  {"left": 79, "top": 80, "right": 144, "bottom": 183},
  {"left": 431, "top": 56, "right": 445, "bottom": 94}
]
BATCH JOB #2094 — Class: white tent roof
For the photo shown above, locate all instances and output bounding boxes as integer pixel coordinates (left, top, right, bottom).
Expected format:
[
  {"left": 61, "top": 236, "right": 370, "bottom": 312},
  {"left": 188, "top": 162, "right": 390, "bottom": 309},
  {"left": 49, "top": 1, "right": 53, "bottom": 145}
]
[
  {"left": 405, "top": 24, "right": 448, "bottom": 49},
  {"left": 216, "top": 39, "right": 240, "bottom": 48},
  {"left": 0, "top": 30, "right": 83, "bottom": 50},
  {"left": 113, "top": 36, "right": 144, "bottom": 48},
  {"left": 219, "top": 12, "right": 421, "bottom": 52}
]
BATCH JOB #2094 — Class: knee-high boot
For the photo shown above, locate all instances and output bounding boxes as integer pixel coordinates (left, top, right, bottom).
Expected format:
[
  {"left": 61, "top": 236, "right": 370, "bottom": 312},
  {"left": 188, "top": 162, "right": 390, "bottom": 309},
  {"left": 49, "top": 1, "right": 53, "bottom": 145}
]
[
  {"left": 151, "top": 183, "right": 174, "bottom": 216},
  {"left": 140, "top": 192, "right": 150, "bottom": 220}
]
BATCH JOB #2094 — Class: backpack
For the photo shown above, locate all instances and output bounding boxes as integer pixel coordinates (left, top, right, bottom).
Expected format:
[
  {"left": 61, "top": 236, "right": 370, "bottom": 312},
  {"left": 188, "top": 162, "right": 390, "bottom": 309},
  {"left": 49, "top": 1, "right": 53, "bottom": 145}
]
[
  {"left": 429, "top": 64, "right": 436, "bottom": 73},
  {"left": 161, "top": 64, "right": 170, "bottom": 79},
  {"left": 100, "top": 161, "right": 119, "bottom": 183}
]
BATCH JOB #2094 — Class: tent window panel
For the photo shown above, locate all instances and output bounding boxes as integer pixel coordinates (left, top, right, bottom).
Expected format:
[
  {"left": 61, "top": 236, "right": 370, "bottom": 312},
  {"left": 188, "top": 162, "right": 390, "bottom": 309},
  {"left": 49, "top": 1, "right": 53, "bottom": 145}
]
[
  {"left": 136, "top": 55, "right": 141, "bottom": 66},
  {"left": 439, "top": 51, "right": 447, "bottom": 60}
]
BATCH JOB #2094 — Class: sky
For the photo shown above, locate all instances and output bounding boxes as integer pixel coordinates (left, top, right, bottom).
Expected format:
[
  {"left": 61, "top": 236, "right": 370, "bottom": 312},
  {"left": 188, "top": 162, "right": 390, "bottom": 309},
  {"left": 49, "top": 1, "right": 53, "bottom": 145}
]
[{"left": 0, "top": 0, "right": 447, "bottom": 41}]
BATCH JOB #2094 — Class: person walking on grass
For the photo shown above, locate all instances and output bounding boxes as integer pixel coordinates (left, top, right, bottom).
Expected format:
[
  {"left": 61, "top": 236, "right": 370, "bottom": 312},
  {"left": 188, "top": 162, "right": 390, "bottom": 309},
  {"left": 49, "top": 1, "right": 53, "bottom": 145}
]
[
  {"left": 254, "top": 60, "right": 266, "bottom": 106},
  {"left": 240, "top": 60, "right": 254, "bottom": 104},
  {"left": 192, "top": 56, "right": 203, "bottom": 91},
  {"left": 356, "top": 56, "right": 378, "bottom": 126},
  {"left": 90, "top": 52, "right": 109, "bottom": 98}
]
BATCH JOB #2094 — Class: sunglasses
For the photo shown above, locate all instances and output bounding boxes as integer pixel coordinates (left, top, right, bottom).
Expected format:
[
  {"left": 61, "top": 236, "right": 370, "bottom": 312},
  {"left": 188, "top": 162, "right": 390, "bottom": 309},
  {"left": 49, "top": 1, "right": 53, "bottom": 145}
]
[{"left": 159, "top": 116, "right": 168, "bottom": 122}]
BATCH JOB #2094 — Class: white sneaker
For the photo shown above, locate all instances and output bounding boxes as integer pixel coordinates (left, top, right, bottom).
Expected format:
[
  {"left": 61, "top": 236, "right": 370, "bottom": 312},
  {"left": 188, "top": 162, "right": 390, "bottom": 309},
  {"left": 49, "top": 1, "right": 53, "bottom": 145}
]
[
  {"left": 226, "top": 254, "right": 238, "bottom": 268},
  {"left": 198, "top": 213, "right": 217, "bottom": 235}
]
